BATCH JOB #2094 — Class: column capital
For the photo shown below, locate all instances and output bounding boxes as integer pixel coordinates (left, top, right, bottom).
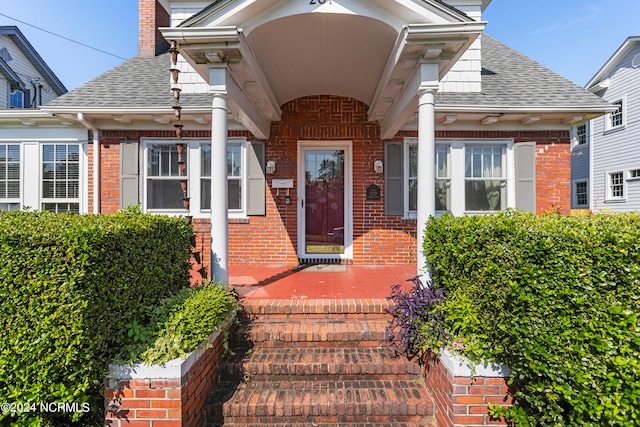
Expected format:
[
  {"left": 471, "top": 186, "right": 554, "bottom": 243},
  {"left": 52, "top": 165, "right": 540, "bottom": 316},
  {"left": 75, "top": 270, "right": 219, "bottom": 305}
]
[
  {"left": 418, "top": 85, "right": 438, "bottom": 94},
  {"left": 417, "top": 85, "right": 438, "bottom": 106}
]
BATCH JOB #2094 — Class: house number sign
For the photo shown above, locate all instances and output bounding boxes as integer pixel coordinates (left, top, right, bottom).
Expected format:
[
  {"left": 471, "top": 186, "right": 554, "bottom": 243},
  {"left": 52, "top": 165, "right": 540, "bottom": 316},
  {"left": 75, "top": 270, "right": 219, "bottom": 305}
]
[
  {"left": 309, "top": 0, "right": 329, "bottom": 4},
  {"left": 366, "top": 184, "right": 381, "bottom": 201}
]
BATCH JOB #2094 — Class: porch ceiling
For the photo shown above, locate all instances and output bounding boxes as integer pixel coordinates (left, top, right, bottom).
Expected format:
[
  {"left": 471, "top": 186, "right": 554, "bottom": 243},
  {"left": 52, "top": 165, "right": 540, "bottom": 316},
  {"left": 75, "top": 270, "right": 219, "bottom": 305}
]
[{"left": 246, "top": 13, "right": 397, "bottom": 107}]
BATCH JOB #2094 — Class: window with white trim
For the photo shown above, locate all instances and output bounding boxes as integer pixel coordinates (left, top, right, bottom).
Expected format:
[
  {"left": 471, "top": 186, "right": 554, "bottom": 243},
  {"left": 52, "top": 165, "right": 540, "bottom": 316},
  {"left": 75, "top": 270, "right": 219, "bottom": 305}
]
[
  {"left": 435, "top": 145, "right": 450, "bottom": 211},
  {"left": 41, "top": 144, "right": 80, "bottom": 213},
  {"left": 575, "top": 124, "right": 587, "bottom": 145},
  {"left": 0, "top": 141, "right": 84, "bottom": 213},
  {"left": 0, "top": 143, "right": 20, "bottom": 211},
  {"left": 628, "top": 169, "right": 640, "bottom": 180},
  {"left": 199, "top": 141, "right": 244, "bottom": 212},
  {"left": 405, "top": 144, "right": 450, "bottom": 215},
  {"left": 608, "top": 99, "right": 624, "bottom": 129},
  {"left": 607, "top": 171, "right": 624, "bottom": 200},
  {"left": 402, "top": 141, "right": 511, "bottom": 217},
  {"left": 574, "top": 181, "right": 588, "bottom": 207},
  {"left": 464, "top": 146, "right": 506, "bottom": 211},
  {"left": 144, "top": 139, "right": 249, "bottom": 216}
]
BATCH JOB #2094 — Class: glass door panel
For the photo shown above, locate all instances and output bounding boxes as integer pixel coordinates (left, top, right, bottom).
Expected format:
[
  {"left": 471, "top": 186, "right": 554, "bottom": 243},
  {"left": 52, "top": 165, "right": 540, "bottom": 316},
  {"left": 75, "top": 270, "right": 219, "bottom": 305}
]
[{"left": 304, "top": 150, "right": 345, "bottom": 255}]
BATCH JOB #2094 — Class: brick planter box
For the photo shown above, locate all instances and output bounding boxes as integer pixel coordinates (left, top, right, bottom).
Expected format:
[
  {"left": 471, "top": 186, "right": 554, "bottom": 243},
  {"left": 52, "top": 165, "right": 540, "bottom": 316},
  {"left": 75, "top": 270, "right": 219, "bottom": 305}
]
[
  {"left": 425, "top": 349, "right": 514, "bottom": 427},
  {"left": 104, "top": 315, "right": 234, "bottom": 427}
]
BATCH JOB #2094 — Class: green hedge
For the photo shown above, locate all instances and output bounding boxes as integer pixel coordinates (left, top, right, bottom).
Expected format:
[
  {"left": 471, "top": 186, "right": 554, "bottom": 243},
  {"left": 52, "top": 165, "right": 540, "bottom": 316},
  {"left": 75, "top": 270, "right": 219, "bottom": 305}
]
[
  {"left": 0, "top": 209, "right": 192, "bottom": 426},
  {"left": 424, "top": 211, "right": 640, "bottom": 426},
  {"left": 118, "top": 280, "right": 239, "bottom": 365}
]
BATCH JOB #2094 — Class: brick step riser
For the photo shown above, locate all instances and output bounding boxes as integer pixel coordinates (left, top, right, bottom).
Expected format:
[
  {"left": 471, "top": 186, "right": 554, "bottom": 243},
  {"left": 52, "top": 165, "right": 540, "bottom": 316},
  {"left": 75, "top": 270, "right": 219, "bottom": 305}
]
[
  {"left": 219, "top": 361, "right": 421, "bottom": 381},
  {"left": 221, "top": 373, "right": 420, "bottom": 382},
  {"left": 222, "top": 415, "right": 432, "bottom": 425},
  {"left": 230, "top": 326, "right": 391, "bottom": 347},
  {"left": 230, "top": 339, "right": 391, "bottom": 349},
  {"left": 240, "top": 313, "right": 393, "bottom": 321},
  {"left": 239, "top": 299, "right": 395, "bottom": 321},
  {"left": 215, "top": 423, "right": 436, "bottom": 427},
  {"left": 218, "top": 381, "right": 433, "bottom": 419}
]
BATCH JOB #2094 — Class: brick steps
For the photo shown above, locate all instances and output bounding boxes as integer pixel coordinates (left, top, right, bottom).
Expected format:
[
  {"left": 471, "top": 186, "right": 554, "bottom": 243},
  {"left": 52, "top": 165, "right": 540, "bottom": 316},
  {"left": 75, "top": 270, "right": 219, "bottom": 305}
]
[
  {"left": 204, "top": 298, "right": 435, "bottom": 426},
  {"left": 220, "top": 423, "right": 434, "bottom": 427},
  {"left": 220, "top": 347, "right": 421, "bottom": 381},
  {"left": 231, "top": 318, "right": 390, "bottom": 348}
]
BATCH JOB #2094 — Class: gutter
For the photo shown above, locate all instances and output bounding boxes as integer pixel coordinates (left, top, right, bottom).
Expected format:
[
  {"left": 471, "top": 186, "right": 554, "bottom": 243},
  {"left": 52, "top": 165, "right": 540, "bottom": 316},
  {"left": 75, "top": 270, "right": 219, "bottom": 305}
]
[{"left": 77, "top": 113, "right": 100, "bottom": 214}]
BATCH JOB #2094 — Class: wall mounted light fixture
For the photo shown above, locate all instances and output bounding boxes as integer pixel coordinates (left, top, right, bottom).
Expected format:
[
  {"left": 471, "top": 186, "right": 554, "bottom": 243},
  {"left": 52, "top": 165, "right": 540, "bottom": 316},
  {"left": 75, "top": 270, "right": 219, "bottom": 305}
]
[
  {"left": 266, "top": 160, "right": 276, "bottom": 174},
  {"left": 374, "top": 160, "right": 383, "bottom": 174}
]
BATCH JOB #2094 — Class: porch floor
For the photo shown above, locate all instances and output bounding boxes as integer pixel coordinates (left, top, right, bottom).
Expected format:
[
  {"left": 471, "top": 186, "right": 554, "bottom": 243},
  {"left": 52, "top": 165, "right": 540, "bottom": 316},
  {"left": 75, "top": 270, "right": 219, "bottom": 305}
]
[{"left": 229, "top": 264, "right": 416, "bottom": 299}]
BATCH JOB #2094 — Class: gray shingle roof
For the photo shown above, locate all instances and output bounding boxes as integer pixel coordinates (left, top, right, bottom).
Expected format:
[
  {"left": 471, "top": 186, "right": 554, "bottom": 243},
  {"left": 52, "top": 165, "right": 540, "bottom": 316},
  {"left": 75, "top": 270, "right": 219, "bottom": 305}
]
[
  {"left": 47, "top": 53, "right": 212, "bottom": 109},
  {"left": 437, "top": 35, "right": 611, "bottom": 109},
  {"left": 48, "top": 34, "right": 610, "bottom": 112}
]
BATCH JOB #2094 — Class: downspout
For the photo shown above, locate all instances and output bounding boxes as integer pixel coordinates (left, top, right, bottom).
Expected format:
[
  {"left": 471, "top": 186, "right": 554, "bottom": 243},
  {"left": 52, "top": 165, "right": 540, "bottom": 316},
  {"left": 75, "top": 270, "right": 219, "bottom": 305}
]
[{"left": 77, "top": 113, "right": 100, "bottom": 214}]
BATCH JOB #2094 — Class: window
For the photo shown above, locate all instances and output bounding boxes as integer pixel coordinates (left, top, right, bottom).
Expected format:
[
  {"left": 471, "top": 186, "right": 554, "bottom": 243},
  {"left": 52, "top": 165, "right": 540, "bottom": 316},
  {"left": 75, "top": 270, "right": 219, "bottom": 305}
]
[
  {"left": 575, "top": 124, "right": 587, "bottom": 145},
  {"left": 405, "top": 144, "right": 450, "bottom": 215},
  {"left": 0, "top": 144, "right": 20, "bottom": 211},
  {"left": 574, "top": 181, "right": 588, "bottom": 207},
  {"left": 608, "top": 171, "right": 624, "bottom": 200},
  {"left": 398, "top": 140, "right": 512, "bottom": 217},
  {"left": 146, "top": 143, "right": 186, "bottom": 210},
  {"left": 144, "top": 139, "right": 250, "bottom": 216},
  {"left": 629, "top": 169, "right": 640, "bottom": 180},
  {"left": 608, "top": 99, "right": 624, "bottom": 129},
  {"left": 465, "top": 146, "right": 506, "bottom": 211},
  {"left": 200, "top": 141, "right": 243, "bottom": 211},
  {"left": 435, "top": 146, "right": 450, "bottom": 211},
  {"left": 41, "top": 144, "right": 80, "bottom": 213},
  {"left": 10, "top": 90, "right": 24, "bottom": 108}
]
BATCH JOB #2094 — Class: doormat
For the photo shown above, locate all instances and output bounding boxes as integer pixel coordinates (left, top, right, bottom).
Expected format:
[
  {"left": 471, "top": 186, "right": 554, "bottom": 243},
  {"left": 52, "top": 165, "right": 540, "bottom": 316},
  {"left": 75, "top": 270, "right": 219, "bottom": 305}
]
[{"left": 295, "top": 264, "right": 347, "bottom": 272}]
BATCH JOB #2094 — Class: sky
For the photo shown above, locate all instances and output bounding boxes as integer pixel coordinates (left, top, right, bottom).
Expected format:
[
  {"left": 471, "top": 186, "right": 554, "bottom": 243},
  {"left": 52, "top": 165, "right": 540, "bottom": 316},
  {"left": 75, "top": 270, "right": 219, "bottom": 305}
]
[{"left": 0, "top": 0, "right": 639, "bottom": 91}]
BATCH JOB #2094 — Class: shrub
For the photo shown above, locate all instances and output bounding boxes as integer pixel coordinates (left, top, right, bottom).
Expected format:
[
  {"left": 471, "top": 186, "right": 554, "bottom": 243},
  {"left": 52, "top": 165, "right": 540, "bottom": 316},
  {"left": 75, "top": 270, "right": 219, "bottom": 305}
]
[
  {"left": 423, "top": 210, "right": 640, "bottom": 426},
  {"left": 0, "top": 209, "right": 192, "bottom": 426},
  {"left": 118, "top": 280, "right": 239, "bottom": 365},
  {"left": 385, "top": 277, "right": 448, "bottom": 361}
]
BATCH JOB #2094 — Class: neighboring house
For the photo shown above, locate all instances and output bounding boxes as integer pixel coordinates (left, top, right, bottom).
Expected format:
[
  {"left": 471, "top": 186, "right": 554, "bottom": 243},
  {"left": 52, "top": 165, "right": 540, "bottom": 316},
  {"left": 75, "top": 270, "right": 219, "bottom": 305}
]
[
  {"left": 0, "top": 26, "right": 70, "bottom": 213},
  {"left": 0, "top": 26, "right": 66, "bottom": 108},
  {"left": 576, "top": 36, "right": 640, "bottom": 212},
  {"left": 3, "top": 0, "right": 613, "bottom": 281}
]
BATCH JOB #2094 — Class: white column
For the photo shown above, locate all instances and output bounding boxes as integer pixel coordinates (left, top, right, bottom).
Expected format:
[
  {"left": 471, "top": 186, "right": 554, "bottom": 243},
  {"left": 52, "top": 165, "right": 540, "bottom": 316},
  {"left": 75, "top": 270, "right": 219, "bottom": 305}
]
[
  {"left": 211, "top": 92, "right": 229, "bottom": 285},
  {"left": 416, "top": 87, "right": 438, "bottom": 280}
]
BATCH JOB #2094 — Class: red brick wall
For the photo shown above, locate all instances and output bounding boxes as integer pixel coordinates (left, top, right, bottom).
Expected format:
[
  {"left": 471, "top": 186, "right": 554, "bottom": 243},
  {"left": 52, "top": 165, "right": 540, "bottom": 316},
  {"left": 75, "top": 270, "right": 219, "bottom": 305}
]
[
  {"left": 252, "top": 95, "right": 417, "bottom": 264},
  {"left": 92, "top": 104, "right": 571, "bottom": 268},
  {"left": 423, "top": 356, "right": 514, "bottom": 427},
  {"left": 104, "top": 322, "right": 228, "bottom": 426}
]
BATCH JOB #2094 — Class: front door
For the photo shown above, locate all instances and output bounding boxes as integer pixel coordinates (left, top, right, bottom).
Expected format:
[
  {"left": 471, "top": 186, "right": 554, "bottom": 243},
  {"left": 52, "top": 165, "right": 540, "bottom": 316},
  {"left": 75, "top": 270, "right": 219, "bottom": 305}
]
[{"left": 298, "top": 142, "right": 352, "bottom": 261}]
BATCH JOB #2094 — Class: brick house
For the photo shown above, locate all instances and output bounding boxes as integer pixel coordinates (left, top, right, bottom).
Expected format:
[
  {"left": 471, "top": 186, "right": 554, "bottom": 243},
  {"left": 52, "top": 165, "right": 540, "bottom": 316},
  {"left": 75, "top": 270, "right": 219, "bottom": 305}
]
[{"left": 14, "top": 0, "right": 612, "bottom": 283}]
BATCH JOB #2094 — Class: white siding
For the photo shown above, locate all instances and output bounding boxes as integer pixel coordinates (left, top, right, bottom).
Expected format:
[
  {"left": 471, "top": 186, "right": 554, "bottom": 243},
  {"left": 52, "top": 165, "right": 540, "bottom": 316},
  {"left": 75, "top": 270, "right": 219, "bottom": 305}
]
[
  {"left": 591, "top": 43, "right": 640, "bottom": 212},
  {"left": 169, "top": 5, "right": 210, "bottom": 95},
  {"left": 440, "top": 36, "right": 482, "bottom": 93},
  {"left": 0, "top": 78, "right": 8, "bottom": 108}
]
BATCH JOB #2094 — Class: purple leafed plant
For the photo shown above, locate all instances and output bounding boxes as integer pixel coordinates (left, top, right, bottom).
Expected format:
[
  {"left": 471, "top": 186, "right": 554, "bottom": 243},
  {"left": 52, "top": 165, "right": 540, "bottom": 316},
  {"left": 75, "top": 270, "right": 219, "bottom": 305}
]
[{"left": 385, "top": 276, "right": 449, "bottom": 362}]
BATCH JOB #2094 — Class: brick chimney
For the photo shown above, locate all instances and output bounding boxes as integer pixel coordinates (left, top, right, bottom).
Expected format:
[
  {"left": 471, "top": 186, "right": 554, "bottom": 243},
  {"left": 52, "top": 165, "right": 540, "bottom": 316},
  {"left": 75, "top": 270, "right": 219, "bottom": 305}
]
[{"left": 138, "top": 0, "right": 170, "bottom": 57}]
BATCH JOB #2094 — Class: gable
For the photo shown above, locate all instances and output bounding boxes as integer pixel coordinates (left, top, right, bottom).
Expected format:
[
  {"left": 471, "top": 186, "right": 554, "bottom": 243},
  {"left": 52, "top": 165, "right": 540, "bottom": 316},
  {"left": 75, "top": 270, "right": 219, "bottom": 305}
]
[{"left": 586, "top": 36, "right": 640, "bottom": 92}]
